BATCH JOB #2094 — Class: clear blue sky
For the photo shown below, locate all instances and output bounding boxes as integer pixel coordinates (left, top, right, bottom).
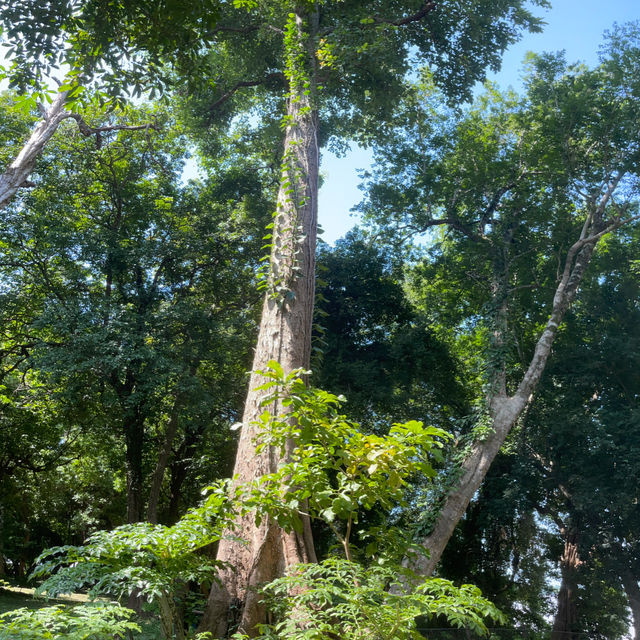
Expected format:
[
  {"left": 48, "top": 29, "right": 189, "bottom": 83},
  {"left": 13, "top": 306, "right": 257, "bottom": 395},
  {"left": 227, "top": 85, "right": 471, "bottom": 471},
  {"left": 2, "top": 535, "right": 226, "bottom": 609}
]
[{"left": 318, "top": 0, "right": 640, "bottom": 245}]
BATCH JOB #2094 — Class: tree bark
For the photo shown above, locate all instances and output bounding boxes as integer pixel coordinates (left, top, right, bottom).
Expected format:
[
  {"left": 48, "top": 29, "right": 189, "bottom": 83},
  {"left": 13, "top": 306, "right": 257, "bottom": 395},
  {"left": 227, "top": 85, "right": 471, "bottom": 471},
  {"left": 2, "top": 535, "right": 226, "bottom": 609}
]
[
  {"left": 125, "top": 412, "right": 146, "bottom": 524},
  {"left": 0, "top": 92, "right": 70, "bottom": 209},
  {"left": 551, "top": 529, "right": 581, "bottom": 640},
  {"left": 410, "top": 175, "right": 629, "bottom": 577},
  {"left": 167, "top": 428, "right": 201, "bottom": 524},
  {"left": 621, "top": 568, "right": 640, "bottom": 640},
  {"left": 146, "top": 409, "right": 179, "bottom": 524},
  {"left": 0, "top": 91, "right": 157, "bottom": 211},
  {"left": 199, "top": 9, "right": 319, "bottom": 637},
  {"left": 0, "top": 503, "right": 6, "bottom": 576}
]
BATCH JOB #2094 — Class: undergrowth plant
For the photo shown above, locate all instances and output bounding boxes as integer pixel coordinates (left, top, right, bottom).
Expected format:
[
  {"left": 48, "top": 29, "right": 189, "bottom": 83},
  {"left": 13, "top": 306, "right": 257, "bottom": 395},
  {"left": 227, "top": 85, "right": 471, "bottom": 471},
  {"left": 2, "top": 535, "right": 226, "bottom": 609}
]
[
  {"left": 0, "top": 602, "right": 140, "bottom": 640},
  {"left": 23, "top": 362, "right": 504, "bottom": 639},
  {"left": 29, "top": 483, "right": 234, "bottom": 640},
  {"left": 249, "top": 559, "right": 504, "bottom": 640},
  {"left": 232, "top": 363, "right": 505, "bottom": 639}
]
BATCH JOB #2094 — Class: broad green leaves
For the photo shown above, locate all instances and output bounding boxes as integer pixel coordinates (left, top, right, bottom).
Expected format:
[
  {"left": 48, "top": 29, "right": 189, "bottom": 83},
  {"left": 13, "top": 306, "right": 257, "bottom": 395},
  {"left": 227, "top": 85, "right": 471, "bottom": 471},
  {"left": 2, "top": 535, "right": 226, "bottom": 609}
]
[
  {"left": 29, "top": 482, "right": 233, "bottom": 639},
  {"left": 242, "top": 362, "right": 450, "bottom": 559},
  {"left": 32, "top": 481, "right": 233, "bottom": 601}
]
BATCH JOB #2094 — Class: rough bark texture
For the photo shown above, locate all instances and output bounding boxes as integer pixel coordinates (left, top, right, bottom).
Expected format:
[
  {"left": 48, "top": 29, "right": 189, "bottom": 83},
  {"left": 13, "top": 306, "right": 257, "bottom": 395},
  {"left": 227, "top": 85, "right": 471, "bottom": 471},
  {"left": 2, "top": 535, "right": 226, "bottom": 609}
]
[
  {"left": 411, "top": 176, "right": 629, "bottom": 577},
  {"left": 0, "top": 92, "right": 70, "bottom": 209},
  {"left": 621, "top": 568, "right": 640, "bottom": 640},
  {"left": 551, "top": 529, "right": 581, "bottom": 640},
  {"left": 199, "top": 11, "right": 319, "bottom": 637}
]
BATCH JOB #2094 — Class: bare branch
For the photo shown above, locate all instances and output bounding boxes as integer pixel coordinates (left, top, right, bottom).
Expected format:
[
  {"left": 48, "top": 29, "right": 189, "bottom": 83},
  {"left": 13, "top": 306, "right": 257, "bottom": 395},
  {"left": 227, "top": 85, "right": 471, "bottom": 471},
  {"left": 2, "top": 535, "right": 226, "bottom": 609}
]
[
  {"left": 68, "top": 114, "right": 160, "bottom": 138},
  {"left": 419, "top": 216, "right": 481, "bottom": 240}
]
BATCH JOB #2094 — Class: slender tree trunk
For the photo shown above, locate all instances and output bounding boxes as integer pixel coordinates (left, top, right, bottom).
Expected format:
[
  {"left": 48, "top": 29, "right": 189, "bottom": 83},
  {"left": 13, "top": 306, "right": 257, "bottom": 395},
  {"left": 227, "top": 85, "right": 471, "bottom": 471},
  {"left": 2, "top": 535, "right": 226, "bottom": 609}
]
[
  {"left": 148, "top": 365, "right": 199, "bottom": 524},
  {"left": 410, "top": 176, "right": 628, "bottom": 576},
  {"left": 167, "top": 430, "right": 200, "bottom": 524},
  {"left": 551, "top": 529, "right": 581, "bottom": 640},
  {"left": 199, "top": 10, "right": 319, "bottom": 637},
  {"left": 409, "top": 395, "right": 525, "bottom": 577},
  {"left": 0, "top": 92, "right": 70, "bottom": 209},
  {"left": 147, "top": 404, "right": 181, "bottom": 524},
  {"left": 0, "top": 502, "right": 5, "bottom": 576},
  {"left": 124, "top": 411, "right": 146, "bottom": 524},
  {"left": 621, "top": 568, "right": 640, "bottom": 640}
]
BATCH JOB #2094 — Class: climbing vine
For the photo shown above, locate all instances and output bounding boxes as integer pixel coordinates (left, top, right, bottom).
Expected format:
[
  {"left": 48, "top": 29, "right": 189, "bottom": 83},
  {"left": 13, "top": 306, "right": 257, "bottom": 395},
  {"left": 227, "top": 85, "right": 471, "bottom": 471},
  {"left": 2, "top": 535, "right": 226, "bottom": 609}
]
[{"left": 258, "top": 10, "right": 318, "bottom": 303}]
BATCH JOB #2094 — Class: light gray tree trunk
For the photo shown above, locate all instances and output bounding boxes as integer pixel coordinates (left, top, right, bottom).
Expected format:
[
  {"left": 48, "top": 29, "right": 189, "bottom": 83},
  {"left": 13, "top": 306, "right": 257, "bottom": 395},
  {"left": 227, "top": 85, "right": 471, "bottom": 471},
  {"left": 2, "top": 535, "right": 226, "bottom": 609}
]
[
  {"left": 621, "top": 568, "right": 640, "bottom": 640},
  {"left": 0, "top": 92, "right": 70, "bottom": 209},
  {"left": 0, "top": 92, "right": 156, "bottom": 210},
  {"left": 199, "top": 9, "right": 319, "bottom": 637},
  {"left": 410, "top": 173, "right": 633, "bottom": 576}
]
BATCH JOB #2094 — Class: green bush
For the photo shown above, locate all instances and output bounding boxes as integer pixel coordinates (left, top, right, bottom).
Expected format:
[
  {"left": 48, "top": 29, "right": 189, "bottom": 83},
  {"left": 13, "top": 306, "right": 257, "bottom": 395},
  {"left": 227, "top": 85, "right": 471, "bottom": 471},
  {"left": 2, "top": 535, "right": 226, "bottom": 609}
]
[{"left": 0, "top": 602, "right": 140, "bottom": 639}]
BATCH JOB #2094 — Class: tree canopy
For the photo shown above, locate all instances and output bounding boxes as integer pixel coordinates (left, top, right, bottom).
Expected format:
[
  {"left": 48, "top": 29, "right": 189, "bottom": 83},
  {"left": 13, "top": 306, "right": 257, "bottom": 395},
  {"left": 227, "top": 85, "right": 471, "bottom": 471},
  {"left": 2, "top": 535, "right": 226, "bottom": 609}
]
[{"left": 1, "top": 4, "right": 639, "bottom": 640}]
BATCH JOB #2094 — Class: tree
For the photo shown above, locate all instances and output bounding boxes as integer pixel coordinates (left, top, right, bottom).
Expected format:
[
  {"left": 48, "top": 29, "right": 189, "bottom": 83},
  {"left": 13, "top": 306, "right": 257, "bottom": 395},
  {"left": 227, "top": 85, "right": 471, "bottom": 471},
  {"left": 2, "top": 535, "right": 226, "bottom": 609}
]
[
  {"left": 520, "top": 227, "right": 640, "bottom": 639},
  {"left": 0, "top": 98, "right": 268, "bottom": 538},
  {"left": 358, "top": 24, "right": 640, "bottom": 576},
  {"left": 25, "top": 367, "right": 505, "bottom": 640},
  {"left": 314, "top": 231, "right": 469, "bottom": 429},
  {"left": 2, "top": 1, "right": 550, "bottom": 633},
  {"left": 431, "top": 224, "right": 640, "bottom": 638},
  {"left": 0, "top": 0, "right": 223, "bottom": 209},
  {"left": 193, "top": 2, "right": 548, "bottom": 634}
]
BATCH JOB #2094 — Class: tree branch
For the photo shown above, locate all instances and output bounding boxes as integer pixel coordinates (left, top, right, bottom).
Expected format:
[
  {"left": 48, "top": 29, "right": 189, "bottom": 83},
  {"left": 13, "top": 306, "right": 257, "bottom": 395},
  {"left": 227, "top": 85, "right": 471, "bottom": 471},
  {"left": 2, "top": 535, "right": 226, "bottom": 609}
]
[
  {"left": 419, "top": 216, "right": 482, "bottom": 240},
  {"left": 208, "top": 73, "right": 287, "bottom": 115},
  {"left": 515, "top": 171, "right": 633, "bottom": 404},
  {"left": 68, "top": 114, "right": 160, "bottom": 138},
  {"left": 0, "top": 91, "right": 161, "bottom": 207},
  {"left": 374, "top": 1, "right": 437, "bottom": 27},
  {"left": 206, "top": 24, "right": 260, "bottom": 36}
]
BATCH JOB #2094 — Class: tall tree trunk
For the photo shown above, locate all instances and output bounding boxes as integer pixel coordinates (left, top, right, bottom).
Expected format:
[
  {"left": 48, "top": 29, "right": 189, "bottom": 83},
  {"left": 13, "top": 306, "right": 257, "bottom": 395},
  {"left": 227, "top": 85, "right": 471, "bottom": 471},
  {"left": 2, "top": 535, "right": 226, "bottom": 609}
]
[
  {"left": 147, "top": 396, "right": 185, "bottom": 524},
  {"left": 199, "top": 9, "right": 319, "bottom": 637},
  {"left": 621, "top": 568, "right": 640, "bottom": 640},
  {"left": 0, "top": 92, "right": 70, "bottom": 209},
  {"left": 410, "top": 175, "right": 630, "bottom": 576},
  {"left": 551, "top": 529, "right": 581, "bottom": 640},
  {"left": 124, "top": 411, "right": 146, "bottom": 524},
  {"left": 167, "top": 427, "right": 201, "bottom": 524}
]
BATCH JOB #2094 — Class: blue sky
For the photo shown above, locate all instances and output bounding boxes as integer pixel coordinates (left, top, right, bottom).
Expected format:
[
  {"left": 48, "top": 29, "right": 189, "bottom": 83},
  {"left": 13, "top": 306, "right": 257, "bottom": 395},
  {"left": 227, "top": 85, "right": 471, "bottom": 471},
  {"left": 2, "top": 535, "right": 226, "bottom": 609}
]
[{"left": 318, "top": 0, "right": 640, "bottom": 244}]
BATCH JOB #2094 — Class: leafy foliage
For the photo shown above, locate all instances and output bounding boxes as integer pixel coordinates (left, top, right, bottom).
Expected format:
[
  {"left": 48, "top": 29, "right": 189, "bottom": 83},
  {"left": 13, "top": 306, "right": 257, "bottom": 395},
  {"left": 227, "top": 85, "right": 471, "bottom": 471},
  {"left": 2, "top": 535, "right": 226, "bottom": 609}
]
[
  {"left": 246, "top": 558, "right": 505, "bottom": 640},
  {"left": 27, "top": 362, "right": 503, "bottom": 638},
  {"left": 0, "top": 602, "right": 140, "bottom": 640},
  {"left": 0, "top": 0, "right": 223, "bottom": 104},
  {"left": 314, "top": 232, "right": 470, "bottom": 429},
  {"left": 33, "top": 482, "right": 231, "bottom": 598},
  {"left": 242, "top": 361, "right": 450, "bottom": 561},
  {"left": 30, "top": 482, "right": 232, "bottom": 638},
  {"left": 0, "top": 94, "right": 267, "bottom": 531}
]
